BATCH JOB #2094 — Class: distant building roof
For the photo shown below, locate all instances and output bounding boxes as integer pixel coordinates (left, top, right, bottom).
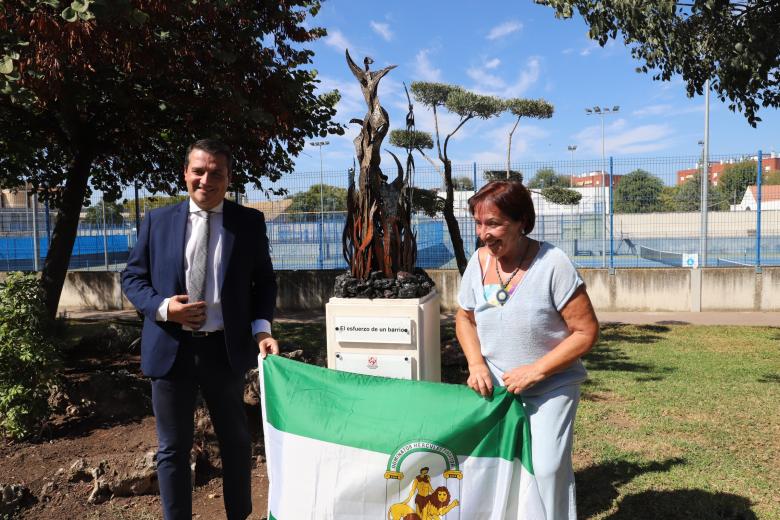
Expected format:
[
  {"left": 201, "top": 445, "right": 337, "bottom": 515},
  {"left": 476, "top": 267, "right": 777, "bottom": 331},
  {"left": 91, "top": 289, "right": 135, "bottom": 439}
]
[
  {"left": 747, "top": 185, "right": 780, "bottom": 203},
  {"left": 243, "top": 198, "right": 293, "bottom": 220}
]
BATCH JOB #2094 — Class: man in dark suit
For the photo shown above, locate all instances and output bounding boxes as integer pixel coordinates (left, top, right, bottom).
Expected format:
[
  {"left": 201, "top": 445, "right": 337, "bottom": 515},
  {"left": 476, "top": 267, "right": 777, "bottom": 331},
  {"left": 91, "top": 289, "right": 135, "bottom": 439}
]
[{"left": 121, "top": 139, "right": 278, "bottom": 520}]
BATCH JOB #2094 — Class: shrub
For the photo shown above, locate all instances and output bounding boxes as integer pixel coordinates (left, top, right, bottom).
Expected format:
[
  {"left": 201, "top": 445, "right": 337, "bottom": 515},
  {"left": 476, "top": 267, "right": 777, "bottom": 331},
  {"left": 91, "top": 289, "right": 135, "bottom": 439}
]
[{"left": 0, "top": 273, "right": 61, "bottom": 440}]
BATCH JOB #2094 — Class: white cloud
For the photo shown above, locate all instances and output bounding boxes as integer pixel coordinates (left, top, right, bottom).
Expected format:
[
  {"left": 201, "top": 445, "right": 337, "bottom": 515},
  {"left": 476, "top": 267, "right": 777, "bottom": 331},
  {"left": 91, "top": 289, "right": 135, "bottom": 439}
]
[
  {"left": 574, "top": 119, "right": 675, "bottom": 155},
  {"left": 469, "top": 57, "right": 541, "bottom": 98},
  {"left": 632, "top": 104, "right": 673, "bottom": 117},
  {"left": 484, "top": 58, "right": 501, "bottom": 70},
  {"left": 414, "top": 49, "right": 442, "bottom": 82},
  {"left": 580, "top": 40, "right": 599, "bottom": 56},
  {"left": 370, "top": 21, "right": 393, "bottom": 41},
  {"left": 487, "top": 20, "right": 523, "bottom": 40},
  {"left": 325, "top": 29, "right": 352, "bottom": 52},
  {"left": 466, "top": 66, "right": 505, "bottom": 91}
]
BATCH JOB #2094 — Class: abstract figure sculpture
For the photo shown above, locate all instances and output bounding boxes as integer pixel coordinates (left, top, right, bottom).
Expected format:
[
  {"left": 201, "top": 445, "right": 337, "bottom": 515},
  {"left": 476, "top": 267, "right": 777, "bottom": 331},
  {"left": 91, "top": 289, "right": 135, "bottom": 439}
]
[{"left": 342, "top": 50, "right": 417, "bottom": 281}]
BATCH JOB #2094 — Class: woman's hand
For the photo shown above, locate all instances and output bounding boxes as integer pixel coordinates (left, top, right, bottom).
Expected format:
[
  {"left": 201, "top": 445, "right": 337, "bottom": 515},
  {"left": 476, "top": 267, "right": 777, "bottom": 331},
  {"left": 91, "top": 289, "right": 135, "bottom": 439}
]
[
  {"left": 467, "top": 363, "right": 494, "bottom": 397},
  {"left": 502, "top": 364, "right": 545, "bottom": 394}
]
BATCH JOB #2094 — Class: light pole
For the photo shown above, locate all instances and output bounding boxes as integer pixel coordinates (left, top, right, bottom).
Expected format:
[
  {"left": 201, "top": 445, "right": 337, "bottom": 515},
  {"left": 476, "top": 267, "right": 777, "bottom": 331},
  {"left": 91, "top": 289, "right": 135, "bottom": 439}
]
[
  {"left": 310, "top": 140, "right": 329, "bottom": 269},
  {"left": 585, "top": 105, "right": 620, "bottom": 267},
  {"left": 700, "top": 79, "right": 710, "bottom": 268},
  {"left": 567, "top": 145, "right": 577, "bottom": 187}
]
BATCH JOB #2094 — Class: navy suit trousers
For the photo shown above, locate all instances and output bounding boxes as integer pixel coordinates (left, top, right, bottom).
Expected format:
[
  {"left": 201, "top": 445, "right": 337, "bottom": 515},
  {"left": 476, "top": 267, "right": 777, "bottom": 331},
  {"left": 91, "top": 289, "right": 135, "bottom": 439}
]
[{"left": 151, "top": 335, "right": 252, "bottom": 520}]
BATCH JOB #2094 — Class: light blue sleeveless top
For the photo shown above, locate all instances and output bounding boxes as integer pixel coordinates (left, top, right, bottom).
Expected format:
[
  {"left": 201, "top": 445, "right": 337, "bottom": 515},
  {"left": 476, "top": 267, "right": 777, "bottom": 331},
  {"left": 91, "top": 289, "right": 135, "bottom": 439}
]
[{"left": 457, "top": 242, "right": 587, "bottom": 396}]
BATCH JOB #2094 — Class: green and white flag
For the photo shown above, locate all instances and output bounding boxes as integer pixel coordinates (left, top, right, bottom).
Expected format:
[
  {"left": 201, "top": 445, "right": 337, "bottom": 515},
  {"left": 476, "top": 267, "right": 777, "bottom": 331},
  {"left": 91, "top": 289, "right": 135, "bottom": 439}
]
[{"left": 259, "top": 355, "right": 544, "bottom": 519}]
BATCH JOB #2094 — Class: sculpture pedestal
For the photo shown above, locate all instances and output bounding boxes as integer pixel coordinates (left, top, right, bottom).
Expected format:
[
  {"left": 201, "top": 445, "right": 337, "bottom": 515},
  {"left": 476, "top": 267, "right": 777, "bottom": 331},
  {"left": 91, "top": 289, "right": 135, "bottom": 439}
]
[{"left": 325, "top": 290, "right": 441, "bottom": 381}]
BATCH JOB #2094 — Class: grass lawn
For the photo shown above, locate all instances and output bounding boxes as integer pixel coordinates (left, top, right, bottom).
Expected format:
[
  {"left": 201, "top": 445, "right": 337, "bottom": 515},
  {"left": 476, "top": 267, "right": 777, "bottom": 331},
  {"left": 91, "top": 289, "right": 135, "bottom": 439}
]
[
  {"left": 573, "top": 324, "right": 780, "bottom": 520},
  {"left": 276, "top": 321, "right": 780, "bottom": 519}
]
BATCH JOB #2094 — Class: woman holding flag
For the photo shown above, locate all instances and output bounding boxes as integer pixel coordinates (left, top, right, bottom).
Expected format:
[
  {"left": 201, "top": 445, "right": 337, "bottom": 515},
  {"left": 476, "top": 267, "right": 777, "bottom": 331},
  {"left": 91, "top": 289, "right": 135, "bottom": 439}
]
[{"left": 455, "top": 180, "right": 599, "bottom": 520}]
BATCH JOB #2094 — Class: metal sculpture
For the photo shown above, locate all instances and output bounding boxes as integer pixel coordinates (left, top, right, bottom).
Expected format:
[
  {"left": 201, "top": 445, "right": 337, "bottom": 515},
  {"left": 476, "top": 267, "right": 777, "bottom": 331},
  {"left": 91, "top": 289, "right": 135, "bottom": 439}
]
[{"left": 342, "top": 50, "right": 416, "bottom": 280}]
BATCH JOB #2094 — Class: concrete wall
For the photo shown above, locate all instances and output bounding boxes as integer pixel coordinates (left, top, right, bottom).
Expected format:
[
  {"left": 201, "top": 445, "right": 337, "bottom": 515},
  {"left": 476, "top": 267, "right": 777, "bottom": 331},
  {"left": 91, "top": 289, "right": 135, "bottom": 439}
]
[
  {"left": 39, "top": 266, "right": 780, "bottom": 314},
  {"left": 611, "top": 210, "right": 779, "bottom": 237}
]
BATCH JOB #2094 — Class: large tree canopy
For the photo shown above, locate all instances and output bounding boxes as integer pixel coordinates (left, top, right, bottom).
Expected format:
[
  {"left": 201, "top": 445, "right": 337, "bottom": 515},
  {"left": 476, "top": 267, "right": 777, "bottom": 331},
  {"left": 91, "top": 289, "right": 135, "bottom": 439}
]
[
  {"left": 0, "top": 0, "right": 342, "bottom": 315},
  {"left": 613, "top": 169, "right": 664, "bottom": 213},
  {"left": 527, "top": 168, "right": 569, "bottom": 189},
  {"left": 287, "top": 184, "right": 347, "bottom": 215},
  {"left": 537, "top": 0, "right": 780, "bottom": 126}
]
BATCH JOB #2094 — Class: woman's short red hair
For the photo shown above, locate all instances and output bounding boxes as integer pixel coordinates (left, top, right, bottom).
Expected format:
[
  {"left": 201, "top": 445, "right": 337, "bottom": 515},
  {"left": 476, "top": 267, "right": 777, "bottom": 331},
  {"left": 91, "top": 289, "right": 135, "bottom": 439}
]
[{"left": 468, "top": 180, "right": 535, "bottom": 235}]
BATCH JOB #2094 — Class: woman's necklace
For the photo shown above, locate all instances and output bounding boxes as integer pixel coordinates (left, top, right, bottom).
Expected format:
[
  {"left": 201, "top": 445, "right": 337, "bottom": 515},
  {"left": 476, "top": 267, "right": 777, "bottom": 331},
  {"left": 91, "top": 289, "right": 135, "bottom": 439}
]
[{"left": 495, "top": 240, "right": 531, "bottom": 305}]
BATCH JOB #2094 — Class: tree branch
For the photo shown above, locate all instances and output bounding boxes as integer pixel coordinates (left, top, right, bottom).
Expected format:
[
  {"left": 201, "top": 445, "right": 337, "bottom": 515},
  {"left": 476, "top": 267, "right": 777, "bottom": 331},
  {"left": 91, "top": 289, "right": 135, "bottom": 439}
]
[{"left": 443, "top": 114, "right": 473, "bottom": 160}]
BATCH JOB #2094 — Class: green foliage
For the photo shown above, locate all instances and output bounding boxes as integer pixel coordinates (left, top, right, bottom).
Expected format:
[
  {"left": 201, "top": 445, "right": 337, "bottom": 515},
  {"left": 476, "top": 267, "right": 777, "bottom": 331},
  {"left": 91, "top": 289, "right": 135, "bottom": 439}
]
[
  {"left": 409, "top": 82, "right": 461, "bottom": 108},
  {"left": 1, "top": 1, "right": 342, "bottom": 200},
  {"left": 0, "top": 273, "right": 60, "bottom": 440},
  {"left": 719, "top": 160, "right": 757, "bottom": 205},
  {"left": 287, "top": 184, "right": 347, "bottom": 217},
  {"left": 540, "top": 185, "right": 582, "bottom": 205},
  {"left": 84, "top": 200, "right": 125, "bottom": 226},
  {"left": 505, "top": 98, "right": 554, "bottom": 119},
  {"left": 484, "top": 170, "right": 524, "bottom": 183},
  {"left": 452, "top": 176, "right": 474, "bottom": 191},
  {"left": 536, "top": 0, "right": 780, "bottom": 126},
  {"left": 528, "top": 168, "right": 568, "bottom": 189},
  {"left": 388, "top": 129, "right": 433, "bottom": 150},
  {"left": 407, "top": 187, "right": 444, "bottom": 218},
  {"left": 674, "top": 173, "right": 728, "bottom": 211},
  {"left": 445, "top": 90, "right": 504, "bottom": 119},
  {"left": 613, "top": 169, "right": 664, "bottom": 213},
  {"left": 659, "top": 186, "right": 679, "bottom": 212},
  {"left": 764, "top": 170, "right": 780, "bottom": 185}
]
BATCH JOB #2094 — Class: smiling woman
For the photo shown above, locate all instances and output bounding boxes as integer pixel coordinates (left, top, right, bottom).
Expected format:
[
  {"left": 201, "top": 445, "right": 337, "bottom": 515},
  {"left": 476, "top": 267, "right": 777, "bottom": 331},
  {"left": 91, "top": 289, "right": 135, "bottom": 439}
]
[{"left": 455, "top": 179, "right": 599, "bottom": 520}]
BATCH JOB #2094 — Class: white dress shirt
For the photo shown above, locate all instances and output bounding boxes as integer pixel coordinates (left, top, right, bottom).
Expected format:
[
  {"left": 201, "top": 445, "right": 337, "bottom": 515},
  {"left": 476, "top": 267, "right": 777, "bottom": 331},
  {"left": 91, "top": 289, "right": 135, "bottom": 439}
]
[{"left": 156, "top": 199, "right": 271, "bottom": 337}]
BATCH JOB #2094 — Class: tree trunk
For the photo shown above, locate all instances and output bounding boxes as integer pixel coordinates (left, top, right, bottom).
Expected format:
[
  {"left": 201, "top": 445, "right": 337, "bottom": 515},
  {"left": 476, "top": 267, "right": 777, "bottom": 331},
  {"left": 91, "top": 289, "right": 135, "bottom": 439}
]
[
  {"left": 41, "top": 149, "right": 94, "bottom": 318},
  {"left": 507, "top": 116, "right": 520, "bottom": 179},
  {"left": 441, "top": 159, "right": 468, "bottom": 274}
]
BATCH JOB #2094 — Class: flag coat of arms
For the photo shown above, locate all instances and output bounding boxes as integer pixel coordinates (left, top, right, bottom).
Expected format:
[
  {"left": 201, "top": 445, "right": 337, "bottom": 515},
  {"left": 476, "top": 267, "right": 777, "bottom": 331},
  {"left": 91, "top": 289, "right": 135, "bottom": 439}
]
[{"left": 259, "top": 355, "right": 545, "bottom": 519}]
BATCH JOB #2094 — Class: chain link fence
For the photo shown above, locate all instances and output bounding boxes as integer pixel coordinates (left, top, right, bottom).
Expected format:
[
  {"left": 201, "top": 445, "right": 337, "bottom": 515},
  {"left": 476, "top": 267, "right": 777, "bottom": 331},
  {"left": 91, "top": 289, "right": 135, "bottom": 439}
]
[{"left": 1, "top": 151, "right": 778, "bottom": 271}]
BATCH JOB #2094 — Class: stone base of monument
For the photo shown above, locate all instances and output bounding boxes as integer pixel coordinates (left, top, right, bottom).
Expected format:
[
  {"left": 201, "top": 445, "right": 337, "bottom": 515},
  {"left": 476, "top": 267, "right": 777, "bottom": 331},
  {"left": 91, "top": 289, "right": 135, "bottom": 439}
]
[{"left": 325, "top": 290, "right": 441, "bottom": 382}]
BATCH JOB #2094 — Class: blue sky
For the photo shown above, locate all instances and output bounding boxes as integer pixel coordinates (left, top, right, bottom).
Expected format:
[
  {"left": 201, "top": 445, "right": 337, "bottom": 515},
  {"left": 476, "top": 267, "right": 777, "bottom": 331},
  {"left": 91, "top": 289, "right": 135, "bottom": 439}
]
[{"left": 291, "top": 0, "right": 780, "bottom": 174}]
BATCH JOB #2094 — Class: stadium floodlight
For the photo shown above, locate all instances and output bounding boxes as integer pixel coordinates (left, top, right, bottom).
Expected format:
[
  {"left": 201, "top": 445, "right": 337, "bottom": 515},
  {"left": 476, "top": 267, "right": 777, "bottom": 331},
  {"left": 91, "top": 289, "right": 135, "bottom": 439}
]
[
  {"left": 567, "top": 145, "right": 577, "bottom": 187},
  {"left": 310, "top": 140, "right": 330, "bottom": 269},
  {"left": 585, "top": 105, "right": 621, "bottom": 268}
]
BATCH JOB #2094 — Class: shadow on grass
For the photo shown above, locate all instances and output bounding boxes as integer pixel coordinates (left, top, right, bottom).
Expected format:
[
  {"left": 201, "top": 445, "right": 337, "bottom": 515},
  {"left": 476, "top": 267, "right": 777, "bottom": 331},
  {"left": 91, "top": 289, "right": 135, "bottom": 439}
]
[
  {"left": 598, "top": 323, "right": 670, "bottom": 345},
  {"left": 275, "top": 321, "right": 328, "bottom": 366},
  {"left": 757, "top": 373, "right": 780, "bottom": 384},
  {"left": 576, "top": 458, "right": 684, "bottom": 518},
  {"left": 577, "top": 458, "right": 758, "bottom": 519},
  {"left": 603, "top": 489, "right": 757, "bottom": 520}
]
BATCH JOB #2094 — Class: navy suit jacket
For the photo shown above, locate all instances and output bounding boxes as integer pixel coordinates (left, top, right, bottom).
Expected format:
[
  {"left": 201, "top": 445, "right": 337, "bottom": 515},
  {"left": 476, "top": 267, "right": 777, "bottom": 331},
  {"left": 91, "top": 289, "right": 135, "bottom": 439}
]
[{"left": 121, "top": 199, "right": 277, "bottom": 378}]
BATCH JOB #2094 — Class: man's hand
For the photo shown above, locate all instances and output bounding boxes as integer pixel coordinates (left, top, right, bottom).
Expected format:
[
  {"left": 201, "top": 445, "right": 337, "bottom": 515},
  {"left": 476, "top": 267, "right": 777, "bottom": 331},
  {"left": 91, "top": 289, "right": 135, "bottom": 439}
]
[
  {"left": 256, "top": 332, "right": 279, "bottom": 359},
  {"left": 167, "top": 295, "right": 207, "bottom": 329}
]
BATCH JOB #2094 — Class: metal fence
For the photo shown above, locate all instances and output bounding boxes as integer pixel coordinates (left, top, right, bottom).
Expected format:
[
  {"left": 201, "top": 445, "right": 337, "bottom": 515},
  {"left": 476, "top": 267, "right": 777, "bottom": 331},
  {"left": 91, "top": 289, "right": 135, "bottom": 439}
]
[{"left": 1, "top": 150, "right": 778, "bottom": 272}]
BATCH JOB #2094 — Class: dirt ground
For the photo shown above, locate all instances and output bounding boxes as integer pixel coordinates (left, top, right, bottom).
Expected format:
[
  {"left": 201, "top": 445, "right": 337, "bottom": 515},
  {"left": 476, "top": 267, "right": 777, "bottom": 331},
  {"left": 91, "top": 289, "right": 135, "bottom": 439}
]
[{"left": 0, "top": 322, "right": 273, "bottom": 520}]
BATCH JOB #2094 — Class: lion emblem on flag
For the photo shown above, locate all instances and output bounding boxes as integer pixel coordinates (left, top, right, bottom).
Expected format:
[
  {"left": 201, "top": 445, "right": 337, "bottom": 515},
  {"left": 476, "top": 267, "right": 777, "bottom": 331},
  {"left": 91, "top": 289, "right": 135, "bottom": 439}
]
[{"left": 384, "top": 441, "right": 462, "bottom": 520}]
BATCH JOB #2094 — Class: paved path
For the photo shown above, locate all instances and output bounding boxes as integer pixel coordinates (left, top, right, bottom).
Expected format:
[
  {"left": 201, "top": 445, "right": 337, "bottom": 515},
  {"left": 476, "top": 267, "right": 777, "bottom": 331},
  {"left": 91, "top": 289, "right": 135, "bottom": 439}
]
[{"left": 65, "top": 308, "right": 777, "bottom": 326}]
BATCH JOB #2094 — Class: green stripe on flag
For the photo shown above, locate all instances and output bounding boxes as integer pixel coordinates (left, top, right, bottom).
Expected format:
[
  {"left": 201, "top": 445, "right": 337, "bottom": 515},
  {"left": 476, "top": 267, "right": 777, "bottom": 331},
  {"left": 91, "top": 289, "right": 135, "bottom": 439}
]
[{"left": 262, "top": 356, "right": 532, "bottom": 469}]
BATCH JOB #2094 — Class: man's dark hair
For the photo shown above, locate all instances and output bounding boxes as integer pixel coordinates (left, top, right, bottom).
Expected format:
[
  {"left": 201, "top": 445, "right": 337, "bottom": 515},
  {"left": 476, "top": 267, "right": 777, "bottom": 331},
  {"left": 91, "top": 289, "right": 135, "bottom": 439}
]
[{"left": 184, "top": 138, "right": 233, "bottom": 174}]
